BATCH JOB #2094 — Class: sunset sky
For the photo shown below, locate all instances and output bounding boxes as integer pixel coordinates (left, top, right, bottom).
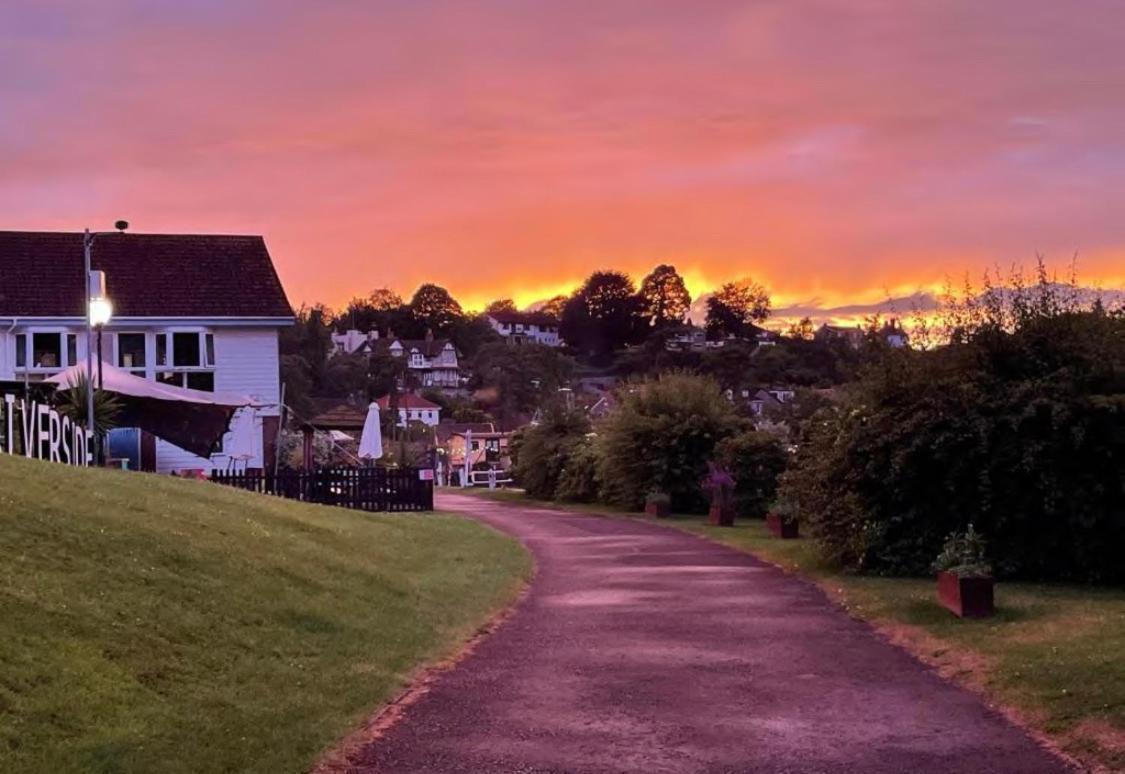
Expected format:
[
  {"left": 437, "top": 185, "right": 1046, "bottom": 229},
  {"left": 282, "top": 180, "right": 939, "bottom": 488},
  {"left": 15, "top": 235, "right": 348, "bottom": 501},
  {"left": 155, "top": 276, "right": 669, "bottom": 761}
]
[{"left": 2, "top": 1, "right": 1124, "bottom": 318}]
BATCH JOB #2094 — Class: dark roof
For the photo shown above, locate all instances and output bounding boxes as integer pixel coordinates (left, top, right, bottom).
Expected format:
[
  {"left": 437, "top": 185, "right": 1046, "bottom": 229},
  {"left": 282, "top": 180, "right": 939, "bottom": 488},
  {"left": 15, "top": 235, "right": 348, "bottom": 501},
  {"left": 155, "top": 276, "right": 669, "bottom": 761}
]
[
  {"left": 306, "top": 398, "right": 367, "bottom": 430},
  {"left": 0, "top": 231, "right": 293, "bottom": 318},
  {"left": 487, "top": 310, "right": 558, "bottom": 327},
  {"left": 373, "top": 338, "right": 455, "bottom": 358},
  {"left": 377, "top": 393, "right": 441, "bottom": 410}
]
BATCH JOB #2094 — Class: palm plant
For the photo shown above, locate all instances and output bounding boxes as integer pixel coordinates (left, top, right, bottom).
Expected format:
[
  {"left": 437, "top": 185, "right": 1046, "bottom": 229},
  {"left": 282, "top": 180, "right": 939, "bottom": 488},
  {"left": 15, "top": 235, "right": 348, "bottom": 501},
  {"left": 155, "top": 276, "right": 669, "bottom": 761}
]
[{"left": 54, "top": 374, "right": 122, "bottom": 436}]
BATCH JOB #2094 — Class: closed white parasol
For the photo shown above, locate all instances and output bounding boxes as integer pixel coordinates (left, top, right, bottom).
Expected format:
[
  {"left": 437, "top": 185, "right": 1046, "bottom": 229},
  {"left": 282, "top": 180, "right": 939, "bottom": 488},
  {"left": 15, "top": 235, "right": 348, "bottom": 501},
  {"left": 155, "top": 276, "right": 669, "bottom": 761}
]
[{"left": 358, "top": 402, "right": 383, "bottom": 461}]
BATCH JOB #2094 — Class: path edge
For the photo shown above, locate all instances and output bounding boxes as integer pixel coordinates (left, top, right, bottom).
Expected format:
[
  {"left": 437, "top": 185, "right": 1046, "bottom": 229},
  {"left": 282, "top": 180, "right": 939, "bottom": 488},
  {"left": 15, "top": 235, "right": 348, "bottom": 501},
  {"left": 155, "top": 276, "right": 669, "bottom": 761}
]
[{"left": 310, "top": 523, "right": 537, "bottom": 774}]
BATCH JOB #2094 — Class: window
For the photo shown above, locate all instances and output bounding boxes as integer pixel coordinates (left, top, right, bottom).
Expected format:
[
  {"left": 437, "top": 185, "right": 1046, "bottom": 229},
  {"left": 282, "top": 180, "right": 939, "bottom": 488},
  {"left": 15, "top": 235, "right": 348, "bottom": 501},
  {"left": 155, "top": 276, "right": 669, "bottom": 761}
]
[
  {"left": 32, "top": 333, "right": 62, "bottom": 368},
  {"left": 117, "top": 333, "right": 146, "bottom": 370},
  {"left": 12, "top": 331, "right": 81, "bottom": 372},
  {"left": 155, "top": 330, "right": 216, "bottom": 391}
]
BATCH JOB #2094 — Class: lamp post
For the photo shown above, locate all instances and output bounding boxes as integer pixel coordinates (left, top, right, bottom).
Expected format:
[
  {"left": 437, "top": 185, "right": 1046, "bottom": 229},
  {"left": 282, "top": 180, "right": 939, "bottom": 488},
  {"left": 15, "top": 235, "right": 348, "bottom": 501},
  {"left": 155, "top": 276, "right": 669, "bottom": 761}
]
[{"left": 83, "top": 221, "right": 125, "bottom": 458}]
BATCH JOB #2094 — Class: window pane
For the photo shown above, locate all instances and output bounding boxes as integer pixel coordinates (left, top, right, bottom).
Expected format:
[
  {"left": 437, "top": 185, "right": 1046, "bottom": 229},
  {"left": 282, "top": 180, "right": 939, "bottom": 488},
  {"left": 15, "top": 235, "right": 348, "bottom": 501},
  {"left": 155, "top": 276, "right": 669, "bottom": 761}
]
[
  {"left": 118, "top": 333, "right": 146, "bottom": 368},
  {"left": 32, "top": 333, "right": 62, "bottom": 368},
  {"left": 173, "top": 332, "right": 201, "bottom": 367},
  {"left": 15, "top": 334, "right": 26, "bottom": 368},
  {"left": 205, "top": 334, "right": 215, "bottom": 367},
  {"left": 66, "top": 335, "right": 78, "bottom": 367},
  {"left": 157, "top": 334, "right": 169, "bottom": 366},
  {"left": 186, "top": 372, "right": 214, "bottom": 392},
  {"left": 157, "top": 371, "right": 180, "bottom": 387}
]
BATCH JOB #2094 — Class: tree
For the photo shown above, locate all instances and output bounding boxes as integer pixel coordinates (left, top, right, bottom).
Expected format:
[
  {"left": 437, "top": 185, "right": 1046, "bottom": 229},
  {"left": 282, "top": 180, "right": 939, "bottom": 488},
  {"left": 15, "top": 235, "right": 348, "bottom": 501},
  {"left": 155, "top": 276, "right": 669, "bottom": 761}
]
[
  {"left": 485, "top": 298, "right": 518, "bottom": 315},
  {"left": 637, "top": 264, "right": 692, "bottom": 329},
  {"left": 596, "top": 371, "right": 745, "bottom": 511},
  {"left": 705, "top": 280, "right": 771, "bottom": 339},
  {"left": 786, "top": 316, "right": 815, "bottom": 340},
  {"left": 339, "top": 288, "right": 407, "bottom": 335},
  {"left": 471, "top": 341, "right": 575, "bottom": 428},
  {"left": 715, "top": 430, "right": 788, "bottom": 519},
  {"left": 409, "top": 283, "right": 464, "bottom": 334},
  {"left": 560, "top": 271, "right": 644, "bottom": 359},
  {"left": 539, "top": 295, "right": 568, "bottom": 319}
]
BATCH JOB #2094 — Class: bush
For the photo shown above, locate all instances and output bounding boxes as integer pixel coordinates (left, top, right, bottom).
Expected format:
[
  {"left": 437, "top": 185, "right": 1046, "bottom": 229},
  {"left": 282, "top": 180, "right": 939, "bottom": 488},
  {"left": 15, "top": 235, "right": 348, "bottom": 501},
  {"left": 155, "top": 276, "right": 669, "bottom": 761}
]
[
  {"left": 714, "top": 430, "right": 788, "bottom": 520},
  {"left": 511, "top": 407, "right": 590, "bottom": 499},
  {"left": 554, "top": 438, "right": 600, "bottom": 502},
  {"left": 596, "top": 371, "right": 744, "bottom": 512},
  {"left": 780, "top": 304, "right": 1125, "bottom": 582}
]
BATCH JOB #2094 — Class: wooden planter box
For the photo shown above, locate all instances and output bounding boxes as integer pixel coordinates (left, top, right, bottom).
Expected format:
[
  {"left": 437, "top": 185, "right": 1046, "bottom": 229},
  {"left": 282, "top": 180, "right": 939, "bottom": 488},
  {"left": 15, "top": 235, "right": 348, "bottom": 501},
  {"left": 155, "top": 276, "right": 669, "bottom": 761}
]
[
  {"left": 766, "top": 513, "right": 799, "bottom": 539},
  {"left": 936, "top": 571, "right": 994, "bottom": 618},
  {"left": 644, "top": 501, "right": 670, "bottom": 518},
  {"left": 708, "top": 505, "right": 734, "bottom": 527}
]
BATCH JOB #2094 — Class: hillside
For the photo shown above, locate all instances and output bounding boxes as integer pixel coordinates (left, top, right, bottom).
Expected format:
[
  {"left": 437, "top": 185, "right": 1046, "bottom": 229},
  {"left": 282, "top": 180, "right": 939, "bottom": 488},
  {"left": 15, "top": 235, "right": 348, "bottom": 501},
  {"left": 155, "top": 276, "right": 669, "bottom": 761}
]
[{"left": 0, "top": 456, "right": 529, "bottom": 774}]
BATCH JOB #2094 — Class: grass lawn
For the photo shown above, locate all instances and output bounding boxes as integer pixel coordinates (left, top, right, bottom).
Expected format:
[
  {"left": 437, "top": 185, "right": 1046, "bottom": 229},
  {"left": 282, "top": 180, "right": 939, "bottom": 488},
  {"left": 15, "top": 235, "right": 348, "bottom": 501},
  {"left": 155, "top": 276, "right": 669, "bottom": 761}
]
[
  {"left": 0, "top": 457, "right": 530, "bottom": 774},
  {"left": 462, "top": 487, "right": 1125, "bottom": 771}
]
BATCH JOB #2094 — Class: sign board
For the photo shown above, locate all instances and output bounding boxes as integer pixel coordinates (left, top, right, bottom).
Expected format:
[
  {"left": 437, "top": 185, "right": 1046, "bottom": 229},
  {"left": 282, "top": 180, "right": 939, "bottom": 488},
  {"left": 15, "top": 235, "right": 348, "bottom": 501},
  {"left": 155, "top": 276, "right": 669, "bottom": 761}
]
[
  {"left": 418, "top": 468, "right": 435, "bottom": 481},
  {"left": 0, "top": 394, "right": 93, "bottom": 466}
]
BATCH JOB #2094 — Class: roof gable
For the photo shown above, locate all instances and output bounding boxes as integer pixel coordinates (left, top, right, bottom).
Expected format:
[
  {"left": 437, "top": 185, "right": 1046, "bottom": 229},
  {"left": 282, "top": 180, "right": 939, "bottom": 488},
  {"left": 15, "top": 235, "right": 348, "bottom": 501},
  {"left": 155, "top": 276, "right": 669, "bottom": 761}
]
[{"left": 0, "top": 231, "right": 293, "bottom": 318}]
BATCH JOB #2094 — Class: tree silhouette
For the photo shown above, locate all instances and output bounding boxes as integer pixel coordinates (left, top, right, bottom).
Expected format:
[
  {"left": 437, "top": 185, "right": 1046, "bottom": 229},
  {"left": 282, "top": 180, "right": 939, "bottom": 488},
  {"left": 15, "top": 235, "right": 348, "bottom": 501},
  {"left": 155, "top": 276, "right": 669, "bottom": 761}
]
[
  {"left": 638, "top": 264, "right": 692, "bottom": 328},
  {"left": 485, "top": 298, "right": 518, "bottom": 315},
  {"left": 409, "top": 283, "right": 464, "bottom": 334},
  {"left": 705, "top": 280, "right": 771, "bottom": 339},
  {"left": 561, "top": 271, "right": 643, "bottom": 359}
]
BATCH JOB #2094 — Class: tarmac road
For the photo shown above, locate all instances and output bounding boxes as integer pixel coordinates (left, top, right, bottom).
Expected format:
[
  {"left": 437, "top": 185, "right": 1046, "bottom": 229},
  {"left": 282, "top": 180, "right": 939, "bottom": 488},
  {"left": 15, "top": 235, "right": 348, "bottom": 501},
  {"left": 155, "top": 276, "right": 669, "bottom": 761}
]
[{"left": 346, "top": 494, "right": 1069, "bottom": 774}]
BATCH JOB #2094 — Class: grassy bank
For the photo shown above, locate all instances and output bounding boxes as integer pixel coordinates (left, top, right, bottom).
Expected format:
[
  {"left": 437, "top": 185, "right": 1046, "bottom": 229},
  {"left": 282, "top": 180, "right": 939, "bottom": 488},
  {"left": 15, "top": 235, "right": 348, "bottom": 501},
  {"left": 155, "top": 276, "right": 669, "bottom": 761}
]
[
  {"left": 463, "top": 487, "right": 1125, "bottom": 771},
  {"left": 0, "top": 457, "right": 530, "bottom": 774}
]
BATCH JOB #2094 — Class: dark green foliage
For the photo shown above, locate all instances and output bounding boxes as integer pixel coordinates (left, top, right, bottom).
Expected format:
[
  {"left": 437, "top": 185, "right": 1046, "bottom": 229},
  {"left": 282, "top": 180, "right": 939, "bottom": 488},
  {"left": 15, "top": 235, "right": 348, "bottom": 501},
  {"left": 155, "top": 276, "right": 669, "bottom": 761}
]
[
  {"left": 471, "top": 342, "right": 575, "bottom": 428},
  {"left": 781, "top": 304, "right": 1125, "bottom": 582},
  {"left": 596, "top": 371, "right": 744, "bottom": 512},
  {"left": 714, "top": 430, "right": 788, "bottom": 519},
  {"left": 933, "top": 525, "right": 992, "bottom": 578},
  {"left": 554, "top": 438, "right": 601, "bottom": 502},
  {"left": 511, "top": 407, "right": 591, "bottom": 499}
]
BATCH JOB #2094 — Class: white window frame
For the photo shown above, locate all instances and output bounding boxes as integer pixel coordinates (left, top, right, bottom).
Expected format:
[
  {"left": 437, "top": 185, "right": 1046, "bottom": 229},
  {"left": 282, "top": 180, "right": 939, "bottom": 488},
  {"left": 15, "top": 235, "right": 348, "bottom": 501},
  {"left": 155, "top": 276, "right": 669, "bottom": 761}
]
[
  {"left": 155, "top": 328, "right": 216, "bottom": 390},
  {"left": 14, "top": 328, "right": 81, "bottom": 374}
]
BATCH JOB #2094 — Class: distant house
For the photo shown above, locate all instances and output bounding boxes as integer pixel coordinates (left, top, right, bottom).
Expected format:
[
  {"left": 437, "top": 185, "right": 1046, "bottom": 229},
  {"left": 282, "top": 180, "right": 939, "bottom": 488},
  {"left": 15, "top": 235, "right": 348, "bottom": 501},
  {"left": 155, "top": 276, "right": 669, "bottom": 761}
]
[
  {"left": 748, "top": 389, "right": 784, "bottom": 417},
  {"left": 486, "top": 311, "right": 561, "bottom": 347},
  {"left": 814, "top": 323, "right": 866, "bottom": 348},
  {"left": 373, "top": 332, "right": 463, "bottom": 390},
  {"left": 664, "top": 323, "right": 707, "bottom": 352},
  {"left": 0, "top": 230, "right": 292, "bottom": 473},
  {"left": 435, "top": 421, "right": 509, "bottom": 469},
  {"left": 330, "top": 328, "right": 379, "bottom": 356},
  {"left": 377, "top": 393, "right": 442, "bottom": 427},
  {"left": 879, "top": 319, "right": 910, "bottom": 348}
]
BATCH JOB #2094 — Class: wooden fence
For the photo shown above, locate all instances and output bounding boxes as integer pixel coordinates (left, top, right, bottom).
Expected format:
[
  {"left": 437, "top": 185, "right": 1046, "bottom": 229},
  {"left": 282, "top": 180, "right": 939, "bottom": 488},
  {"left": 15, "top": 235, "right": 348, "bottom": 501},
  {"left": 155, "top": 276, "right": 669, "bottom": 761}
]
[{"left": 210, "top": 466, "right": 433, "bottom": 512}]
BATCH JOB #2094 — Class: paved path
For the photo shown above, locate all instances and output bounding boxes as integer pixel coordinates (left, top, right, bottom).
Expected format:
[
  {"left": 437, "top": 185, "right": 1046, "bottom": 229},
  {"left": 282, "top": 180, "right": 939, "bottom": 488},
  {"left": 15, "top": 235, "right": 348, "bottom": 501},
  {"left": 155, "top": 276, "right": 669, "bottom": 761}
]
[{"left": 349, "top": 494, "right": 1069, "bottom": 773}]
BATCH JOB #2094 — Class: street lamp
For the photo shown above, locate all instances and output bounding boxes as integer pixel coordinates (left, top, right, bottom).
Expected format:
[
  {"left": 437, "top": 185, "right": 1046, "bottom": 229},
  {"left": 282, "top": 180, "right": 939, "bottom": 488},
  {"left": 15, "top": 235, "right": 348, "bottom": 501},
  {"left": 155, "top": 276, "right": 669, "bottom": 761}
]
[
  {"left": 83, "top": 221, "right": 126, "bottom": 459},
  {"left": 88, "top": 269, "right": 113, "bottom": 390}
]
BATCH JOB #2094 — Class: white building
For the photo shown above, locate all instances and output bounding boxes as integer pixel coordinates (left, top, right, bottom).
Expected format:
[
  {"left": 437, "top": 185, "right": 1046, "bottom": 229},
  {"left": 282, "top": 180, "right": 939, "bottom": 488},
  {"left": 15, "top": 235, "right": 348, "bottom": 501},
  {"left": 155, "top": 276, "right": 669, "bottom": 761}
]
[
  {"left": 331, "top": 328, "right": 379, "bottom": 356},
  {"left": 377, "top": 393, "right": 442, "bottom": 427},
  {"left": 0, "top": 230, "right": 293, "bottom": 473},
  {"left": 373, "top": 333, "right": 463, "bottom": 389},
  {"left": 486, "top": 311, "right": 562, "bottom": 347}
]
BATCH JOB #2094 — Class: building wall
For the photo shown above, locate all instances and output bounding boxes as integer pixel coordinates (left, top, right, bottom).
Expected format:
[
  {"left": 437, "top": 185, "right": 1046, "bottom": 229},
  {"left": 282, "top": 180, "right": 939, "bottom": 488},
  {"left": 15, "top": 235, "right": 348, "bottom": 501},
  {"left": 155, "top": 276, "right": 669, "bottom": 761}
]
[{"left": 155, "top": 328, "right": 281, "bottom": 473}]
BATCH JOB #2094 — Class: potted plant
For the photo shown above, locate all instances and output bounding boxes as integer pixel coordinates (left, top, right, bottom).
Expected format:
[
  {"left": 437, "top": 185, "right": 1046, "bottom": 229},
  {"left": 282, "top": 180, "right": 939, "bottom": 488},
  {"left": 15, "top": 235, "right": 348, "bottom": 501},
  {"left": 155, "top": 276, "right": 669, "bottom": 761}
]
[
  {"left": 644, "top": 490, "right": 671, "bottom": 518},
  {"left": 765, "top": 498, "right": 799, "bottom": 539},
  {"left": 702, "top": 462, "right": 736, "bottom": 527},
  {"left": 933, "top": 524, "right": 994, "bottom": 618}
]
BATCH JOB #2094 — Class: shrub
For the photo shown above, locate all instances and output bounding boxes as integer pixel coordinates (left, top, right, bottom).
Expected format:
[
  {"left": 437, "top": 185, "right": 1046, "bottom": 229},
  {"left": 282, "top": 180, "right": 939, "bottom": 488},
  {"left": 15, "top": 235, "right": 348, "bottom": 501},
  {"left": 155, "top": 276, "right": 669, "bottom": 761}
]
[
  {"left": 554, "top": 438, "right": 601, "bottom": 502},
  {"left": 596, "top": 371, "right": 744, "bottom": 512},
  {"left": 511, "top": 406, "right": 590, "bottom": 499},
  {"left": 780, "top": 303, "right": 1125, "bottom": 582},
  {"left": 714, "top": 430, "right": 788, "bottom": 519}
]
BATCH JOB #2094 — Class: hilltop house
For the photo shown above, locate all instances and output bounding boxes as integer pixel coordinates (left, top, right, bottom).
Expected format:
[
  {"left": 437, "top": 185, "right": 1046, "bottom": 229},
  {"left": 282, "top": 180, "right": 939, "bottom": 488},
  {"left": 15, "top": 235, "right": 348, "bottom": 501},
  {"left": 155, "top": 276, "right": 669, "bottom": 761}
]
[
  {"left": 377, "top": 393, "right": 442, "bottom": 427},
  {"left": 486, "top": 311, "right": 561, "bottom": 347},
  {"left": 373, "top": 332, "right": 463, "bottom": 390},
  {"left": 331, "top": 328, "right": 379, "bottom": 356},
  {"left": 0, "top": 230, "right": 293, "bottom": 473}
]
